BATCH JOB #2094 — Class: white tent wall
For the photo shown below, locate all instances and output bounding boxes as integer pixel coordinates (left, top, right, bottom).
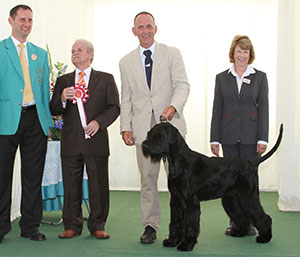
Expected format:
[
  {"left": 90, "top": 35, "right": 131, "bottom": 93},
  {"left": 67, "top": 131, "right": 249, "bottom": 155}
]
[
  {"left": 276, "top": 0, "right": 300, "bottom": 211},
  {"left": 0, "top": 0, "right": 299, "bottom": 221}
]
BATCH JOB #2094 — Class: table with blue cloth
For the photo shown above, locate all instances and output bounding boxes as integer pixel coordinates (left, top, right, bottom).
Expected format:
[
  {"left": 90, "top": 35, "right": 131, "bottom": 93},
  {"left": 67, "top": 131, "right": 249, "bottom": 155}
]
[{"left": 42, "top": 141, "right": 89, "bottom": 224}]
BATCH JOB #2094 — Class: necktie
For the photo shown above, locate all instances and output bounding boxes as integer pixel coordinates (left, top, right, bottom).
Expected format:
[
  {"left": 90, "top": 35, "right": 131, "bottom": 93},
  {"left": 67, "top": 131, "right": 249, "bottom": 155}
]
[
  {"left": 19, "top": 43, "right": 33, "bottom": 103},
  {"left": 77, "top": 71, "right": 86, "bottom": 86},
  {"left": 143, "top": 50, "right": 153, "bottom": 89}
]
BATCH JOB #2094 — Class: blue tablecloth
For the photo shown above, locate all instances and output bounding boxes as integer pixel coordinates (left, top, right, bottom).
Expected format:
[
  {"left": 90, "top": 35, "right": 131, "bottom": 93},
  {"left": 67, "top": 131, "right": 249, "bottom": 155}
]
[{"left": 42, "top": 141, "right": 89, "bottom": 212}]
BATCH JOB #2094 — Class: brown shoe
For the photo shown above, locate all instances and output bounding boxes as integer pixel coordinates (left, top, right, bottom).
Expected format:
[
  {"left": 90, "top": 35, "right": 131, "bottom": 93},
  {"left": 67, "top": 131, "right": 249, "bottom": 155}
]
[
  {"left": 58, "top": 230, "right": 79, "bottom": 239},
  {"left": 91, "top": 230, "right": 110, "bottom": 239}
]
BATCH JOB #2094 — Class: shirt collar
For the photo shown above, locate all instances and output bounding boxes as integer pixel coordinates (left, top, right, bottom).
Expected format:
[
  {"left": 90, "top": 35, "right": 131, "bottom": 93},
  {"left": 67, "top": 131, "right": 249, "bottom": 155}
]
[
  {"left": 139, "top": 41, "right": 156, "bottom": 58},
  {"left": 10, "top": 35, "right": 27, "bottom": 48},
  {"left": 76, "top": 66, "right": 92, "bottom": 78},
  {"left": 228, "top": 64, "right": 256, "bottom": 77}
]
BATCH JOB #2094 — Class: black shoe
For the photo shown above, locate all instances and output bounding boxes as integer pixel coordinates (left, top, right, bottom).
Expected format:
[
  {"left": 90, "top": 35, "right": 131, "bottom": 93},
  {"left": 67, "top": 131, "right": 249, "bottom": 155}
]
[
  {"left": 140, "top": 226, "right": 156, "bottom": 244},
  {"left": 21, "top": 230, "right": 46, "bottom": 241},
  {"left": 0, "top": 234, "right": 4, "bottom": 243}
]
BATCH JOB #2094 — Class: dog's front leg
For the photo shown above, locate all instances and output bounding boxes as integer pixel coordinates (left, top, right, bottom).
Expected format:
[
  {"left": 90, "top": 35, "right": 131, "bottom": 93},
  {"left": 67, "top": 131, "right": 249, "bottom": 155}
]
[
  {"left": 163, "top": 191, "right": 183, "bottom": 248},
  {"left": 176, "top": 199, "right": 200, "bottom": 251}
]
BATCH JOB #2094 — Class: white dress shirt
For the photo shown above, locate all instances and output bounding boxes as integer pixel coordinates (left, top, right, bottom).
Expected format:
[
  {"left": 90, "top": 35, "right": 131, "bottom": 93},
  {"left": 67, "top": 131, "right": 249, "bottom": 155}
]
[
  {"left": 139, "top": 41, "right": 156, "bottom": 75},
  {"left": 75, "top": 67, "right": 92, "bottom": 86},
  {"left": 228, "top": 64, "right": 256, "bottom": 93},
  {"left": 211, "top": 65, "right": 267, "bottom": 146},
  {"left": 62, "top": 67, "right": 92, "bottom": 108}
]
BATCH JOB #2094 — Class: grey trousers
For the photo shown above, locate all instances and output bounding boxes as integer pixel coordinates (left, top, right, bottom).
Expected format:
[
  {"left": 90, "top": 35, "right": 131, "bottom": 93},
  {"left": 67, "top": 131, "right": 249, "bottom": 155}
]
[{"left": 135, "top": 114, "right": 168, "bottom": 231}]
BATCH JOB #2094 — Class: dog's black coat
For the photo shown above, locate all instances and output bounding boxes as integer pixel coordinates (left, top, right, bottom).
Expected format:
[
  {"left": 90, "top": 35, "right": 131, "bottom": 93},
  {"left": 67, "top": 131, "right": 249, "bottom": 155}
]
[{"left": 142, "top": 122, "right": 283, "bottom": 251}]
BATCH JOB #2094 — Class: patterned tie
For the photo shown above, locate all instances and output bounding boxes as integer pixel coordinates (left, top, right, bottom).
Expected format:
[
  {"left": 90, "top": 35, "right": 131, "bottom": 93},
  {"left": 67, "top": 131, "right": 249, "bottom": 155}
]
[
  {"left": 77, "top": 71, "right": 86, "bottom": 86},
  {"left": 19, "top": 43, "right": 33, "bottom": 103},
  {"left": 143, "top": 50, "right": 153, "bottom": 89}
]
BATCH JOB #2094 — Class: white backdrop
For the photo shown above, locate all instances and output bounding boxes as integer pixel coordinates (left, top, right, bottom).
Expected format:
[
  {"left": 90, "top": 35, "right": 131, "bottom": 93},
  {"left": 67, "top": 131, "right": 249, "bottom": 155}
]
[
  {"left": 91, "top": 0, "right": 279, "bottom": 191},
  {"left": 276, "top": 0, "right": 300, "bottom": 211},
  {"left": 0, "top": 0, "right": 299, "bottom": 220}
]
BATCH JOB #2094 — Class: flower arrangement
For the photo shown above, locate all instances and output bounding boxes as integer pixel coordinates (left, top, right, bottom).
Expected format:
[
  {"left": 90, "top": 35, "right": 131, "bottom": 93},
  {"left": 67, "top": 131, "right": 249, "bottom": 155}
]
[{"left": 47, "top": 44, "right": 67, "bottom": 141}]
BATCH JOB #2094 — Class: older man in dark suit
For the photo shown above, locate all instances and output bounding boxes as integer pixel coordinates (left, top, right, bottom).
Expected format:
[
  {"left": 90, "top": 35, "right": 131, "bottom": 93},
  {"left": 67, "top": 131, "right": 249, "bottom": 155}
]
[{"left": 50, "top": 39, "right": 120, "bottom": 239}]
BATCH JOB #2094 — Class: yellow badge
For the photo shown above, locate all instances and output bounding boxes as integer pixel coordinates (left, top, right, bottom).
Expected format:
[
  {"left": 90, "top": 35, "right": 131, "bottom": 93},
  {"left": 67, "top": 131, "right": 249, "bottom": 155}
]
[{"left": 31, "top": 54, "right": 37, "bottom": 61}]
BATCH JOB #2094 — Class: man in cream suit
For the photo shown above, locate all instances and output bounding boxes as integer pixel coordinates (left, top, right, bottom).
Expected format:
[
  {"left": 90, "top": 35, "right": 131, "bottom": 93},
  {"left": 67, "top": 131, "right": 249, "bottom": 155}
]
[
  {"left": 119, "top": 11, "right": 189, "bottom": 244},
  {"left": 0, "top": 5, "right": 52, "bottom": 243}
]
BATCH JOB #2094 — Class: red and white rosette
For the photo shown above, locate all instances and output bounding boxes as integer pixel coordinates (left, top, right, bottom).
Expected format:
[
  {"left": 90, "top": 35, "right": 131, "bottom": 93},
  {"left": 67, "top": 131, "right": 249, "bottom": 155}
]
[{"left": 72, "top": 83, "right": 90, "bottom": 139}]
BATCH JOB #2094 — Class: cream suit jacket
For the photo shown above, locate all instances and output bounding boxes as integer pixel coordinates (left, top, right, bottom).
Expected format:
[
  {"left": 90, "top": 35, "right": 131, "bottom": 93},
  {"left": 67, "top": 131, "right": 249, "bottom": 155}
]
[{"left": 119, "top": 42, "right": 190, "bottom": 145}]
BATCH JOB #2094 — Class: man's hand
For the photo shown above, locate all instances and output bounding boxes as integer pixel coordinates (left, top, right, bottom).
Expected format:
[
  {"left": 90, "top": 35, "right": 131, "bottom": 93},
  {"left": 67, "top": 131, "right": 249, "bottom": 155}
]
[
  {"left": 257, "top": 144, "right": 267, "bottom": 155},
  {"left": 61, "top": 87, "right": 75, "bottom": 102},
  {"left": 211, "top": 144, "right": 219, "bottom": 157},
  {"left": 85, "top": 120, "right": 100, "bottom": 137},
  {"left": 122, "top": 131, "right": 134, "bottom": 146},
  {"left": 161, "top": 105, "right": 176, "bottom": 121}
]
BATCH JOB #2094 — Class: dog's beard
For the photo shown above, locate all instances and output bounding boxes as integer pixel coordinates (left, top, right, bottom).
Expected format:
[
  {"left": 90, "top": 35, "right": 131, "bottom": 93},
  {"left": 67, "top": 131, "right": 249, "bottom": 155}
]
[
  {"left": 143, "top": 147, "right": 167, "bottom": 162},
  {"left": 142, "top": 141, "right": 168, "bottom": 162},
  {"left": 149, "top": 153, "right": 164, "bottom": 162}
]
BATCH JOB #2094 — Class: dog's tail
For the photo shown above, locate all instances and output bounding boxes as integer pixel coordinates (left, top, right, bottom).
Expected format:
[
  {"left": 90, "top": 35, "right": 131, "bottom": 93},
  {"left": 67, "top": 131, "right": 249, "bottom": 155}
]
[{"left": 251, "top": 124, "right": 283, "bottom": 167}]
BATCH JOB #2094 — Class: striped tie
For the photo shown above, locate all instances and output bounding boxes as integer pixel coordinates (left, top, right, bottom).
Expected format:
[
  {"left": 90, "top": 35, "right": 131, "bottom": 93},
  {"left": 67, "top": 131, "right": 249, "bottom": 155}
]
[
  {"left": 77, "top": 71, "right": 85, "bottom": 87},
  {"left": 19, "top": 43, "right": 33, "bottom": 103}
]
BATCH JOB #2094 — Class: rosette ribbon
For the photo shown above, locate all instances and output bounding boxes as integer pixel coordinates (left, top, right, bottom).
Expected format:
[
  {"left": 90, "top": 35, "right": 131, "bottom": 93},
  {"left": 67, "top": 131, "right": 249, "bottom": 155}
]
[{"left": 72, "top": 83, "right": 90, "bottom": 139}]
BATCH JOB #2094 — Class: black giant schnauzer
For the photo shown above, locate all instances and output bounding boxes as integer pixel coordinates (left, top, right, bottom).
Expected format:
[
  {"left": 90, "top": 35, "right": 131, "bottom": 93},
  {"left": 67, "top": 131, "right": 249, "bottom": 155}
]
[{"left": 142, "top": 122, "right": 283, "bottom": 251}]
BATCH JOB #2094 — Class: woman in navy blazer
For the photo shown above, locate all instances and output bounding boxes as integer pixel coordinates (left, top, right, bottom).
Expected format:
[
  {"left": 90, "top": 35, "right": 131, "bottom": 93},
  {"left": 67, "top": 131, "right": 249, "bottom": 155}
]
[{"left": 210, "top": 35, "right": 269, "bottom": 236}]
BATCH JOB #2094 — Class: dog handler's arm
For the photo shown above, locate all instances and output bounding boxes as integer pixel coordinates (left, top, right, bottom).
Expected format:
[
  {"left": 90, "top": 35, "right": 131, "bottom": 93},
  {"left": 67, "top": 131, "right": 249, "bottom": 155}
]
[
  {"left": 122, "top": 131, "right": 134, "bottom": 146},
  {"left": 168, "top": 48, "right": 190, "bottom": 117},
  {"left": 161, "top": 106, "right": 176, "bottom": 121}
]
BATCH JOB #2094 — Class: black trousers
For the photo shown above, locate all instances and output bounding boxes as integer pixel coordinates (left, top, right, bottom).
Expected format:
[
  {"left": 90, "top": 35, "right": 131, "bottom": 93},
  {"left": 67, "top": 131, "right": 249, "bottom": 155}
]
[
  {"left": 222, "top": 143, "right": 259, "bottom": 160},
  {"left": 0, "top": 107, "right": 47, "bottom": 236},
  {"left": 61, "top": 155, "right": 109, "bottom": 234},
  {"left": 222, "top": 143, "right": 259, "bottom": 226}
]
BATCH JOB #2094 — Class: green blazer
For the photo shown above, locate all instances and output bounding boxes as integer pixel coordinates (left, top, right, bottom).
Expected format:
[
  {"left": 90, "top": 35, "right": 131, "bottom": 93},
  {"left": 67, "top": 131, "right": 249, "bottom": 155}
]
[{"left": 0, "top": 37, "right": 53, "bottom": 135}]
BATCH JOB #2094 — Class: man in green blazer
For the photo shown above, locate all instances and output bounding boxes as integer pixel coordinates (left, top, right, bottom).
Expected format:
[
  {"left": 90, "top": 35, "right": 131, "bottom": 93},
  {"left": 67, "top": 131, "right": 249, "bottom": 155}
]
[{"left": 0, "top": 5, "right": 52, "bottom": 243}]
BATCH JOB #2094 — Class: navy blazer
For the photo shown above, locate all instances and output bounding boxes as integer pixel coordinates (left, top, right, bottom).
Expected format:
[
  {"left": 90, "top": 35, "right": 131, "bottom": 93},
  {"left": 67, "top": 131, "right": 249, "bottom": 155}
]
[{"left": 210, "top": 68, "right": 269, "bottom": 145}]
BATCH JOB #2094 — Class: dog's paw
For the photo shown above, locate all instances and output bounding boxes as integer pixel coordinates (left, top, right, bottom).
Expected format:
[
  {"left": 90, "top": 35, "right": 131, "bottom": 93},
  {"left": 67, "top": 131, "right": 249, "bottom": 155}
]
[
  {"left": 230, "top": 227, "right": 248, "bottom": 237},
  {"left": 230, "top": 231, "right": 247, "bottom": 237},
  {"left": 256, "top": 234, "right": 272, "bottom": 243},
  {"left": 163, "top": 238, "right": 179, "bottom": 247},
  {"left": 176, "top": 241, "right": 195, "bottom": 251}
]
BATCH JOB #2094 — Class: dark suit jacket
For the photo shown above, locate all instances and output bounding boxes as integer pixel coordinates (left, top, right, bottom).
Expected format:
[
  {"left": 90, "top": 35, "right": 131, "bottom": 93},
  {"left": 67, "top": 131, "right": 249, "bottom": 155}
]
[
  {"left": 50, "top": 69, "right": 120, "bottom": 157},
  {"left": 210, "top": 68, "right": 268, "bottom": 145}
]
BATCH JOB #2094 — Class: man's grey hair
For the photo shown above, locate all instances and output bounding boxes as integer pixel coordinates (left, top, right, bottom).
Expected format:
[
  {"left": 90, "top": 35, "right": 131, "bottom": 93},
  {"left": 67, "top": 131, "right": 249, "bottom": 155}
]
[{"left": 75, "top": 39, "right": 94, "bottom": 63}]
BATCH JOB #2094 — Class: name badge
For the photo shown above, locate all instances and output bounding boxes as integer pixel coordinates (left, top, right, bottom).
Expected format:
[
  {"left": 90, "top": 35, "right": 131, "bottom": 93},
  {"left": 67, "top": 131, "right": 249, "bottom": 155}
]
[{"left": 243, "top": 78, "right": 251, "bottom": 84}]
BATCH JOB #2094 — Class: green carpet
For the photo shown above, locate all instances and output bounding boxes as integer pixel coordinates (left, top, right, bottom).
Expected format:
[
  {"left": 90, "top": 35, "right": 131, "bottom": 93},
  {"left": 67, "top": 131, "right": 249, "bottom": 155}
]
[{"left": 1, "top": 191, "right": 300, "bottom": 257}]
